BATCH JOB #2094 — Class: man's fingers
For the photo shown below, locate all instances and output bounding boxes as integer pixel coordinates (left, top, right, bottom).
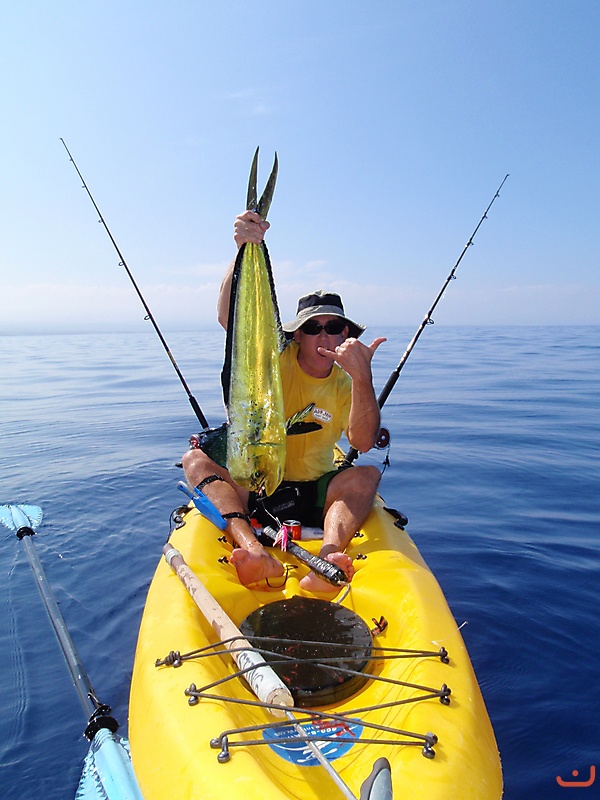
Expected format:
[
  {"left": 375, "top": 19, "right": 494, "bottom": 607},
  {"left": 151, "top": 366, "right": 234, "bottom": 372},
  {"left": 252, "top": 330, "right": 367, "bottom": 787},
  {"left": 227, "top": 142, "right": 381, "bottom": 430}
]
[
  {"left": 368, "top": 337, "right": 387, "bottom": 355},
  {"left": 316, "top": 346, "right": 336, "bottom": 358},
  {"left": 234, "top": 212, "right": 270, "bottom": 247},
  {"left": 318, "top": 337, "right": 386, "bottom": 363}
]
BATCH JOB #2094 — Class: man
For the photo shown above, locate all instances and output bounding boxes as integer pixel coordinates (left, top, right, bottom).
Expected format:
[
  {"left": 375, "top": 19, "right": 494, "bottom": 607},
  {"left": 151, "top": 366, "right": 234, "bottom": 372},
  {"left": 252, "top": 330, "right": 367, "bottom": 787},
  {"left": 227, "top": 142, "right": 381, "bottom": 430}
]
[{"left": 182, "top": 210, "right": 385, "bottom": 592}]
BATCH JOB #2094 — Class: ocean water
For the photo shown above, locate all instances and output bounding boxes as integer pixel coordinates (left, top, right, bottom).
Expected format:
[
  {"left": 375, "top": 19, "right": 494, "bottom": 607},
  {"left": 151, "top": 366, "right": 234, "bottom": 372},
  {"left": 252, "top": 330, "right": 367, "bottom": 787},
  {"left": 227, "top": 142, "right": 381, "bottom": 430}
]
[{"left": 0, "top": 326, "right": 598, "bottom": 799}]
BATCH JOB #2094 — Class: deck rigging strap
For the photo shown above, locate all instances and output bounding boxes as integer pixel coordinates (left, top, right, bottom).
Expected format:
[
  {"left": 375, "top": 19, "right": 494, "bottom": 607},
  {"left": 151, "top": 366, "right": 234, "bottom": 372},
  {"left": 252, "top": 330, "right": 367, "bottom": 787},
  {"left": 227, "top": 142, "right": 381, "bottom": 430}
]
[
  {"left": 160, "top": 633, "right": 448, "bottom": 764},
  {"left": 177, "top": 641, "right": 451, "bottom": 710}
]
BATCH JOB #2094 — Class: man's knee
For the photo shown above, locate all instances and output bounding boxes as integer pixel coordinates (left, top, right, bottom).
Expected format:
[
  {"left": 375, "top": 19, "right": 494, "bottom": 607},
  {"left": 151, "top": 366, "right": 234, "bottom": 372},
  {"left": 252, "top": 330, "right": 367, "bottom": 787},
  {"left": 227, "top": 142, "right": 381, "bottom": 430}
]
[
  {"left": 181, "top": 448, "right": 204, "bottom": 472},
  {"left": 355, "top": 465, "right": 382, "bottom": 495},
  {"left": 328, "top": 464, "right": 381, "bottom": 501},
  {"left": 181, "top": 447, "right": 220, "bottom": 478}
]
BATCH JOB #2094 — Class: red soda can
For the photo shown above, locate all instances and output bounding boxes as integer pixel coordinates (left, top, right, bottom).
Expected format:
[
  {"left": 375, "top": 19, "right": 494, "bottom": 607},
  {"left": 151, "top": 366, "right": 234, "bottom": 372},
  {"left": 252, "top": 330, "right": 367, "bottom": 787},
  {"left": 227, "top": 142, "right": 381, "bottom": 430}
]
[{"left": 283, "top": 520, "right": 302, "bottom": 541}]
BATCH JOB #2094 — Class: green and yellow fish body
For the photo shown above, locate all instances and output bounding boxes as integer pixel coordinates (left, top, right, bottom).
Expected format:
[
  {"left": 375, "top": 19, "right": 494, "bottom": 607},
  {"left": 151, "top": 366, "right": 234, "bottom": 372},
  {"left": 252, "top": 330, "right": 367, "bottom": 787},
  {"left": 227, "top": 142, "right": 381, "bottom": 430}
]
[{"left": 223, "top": 240, "right": 286, "bottom": 495}]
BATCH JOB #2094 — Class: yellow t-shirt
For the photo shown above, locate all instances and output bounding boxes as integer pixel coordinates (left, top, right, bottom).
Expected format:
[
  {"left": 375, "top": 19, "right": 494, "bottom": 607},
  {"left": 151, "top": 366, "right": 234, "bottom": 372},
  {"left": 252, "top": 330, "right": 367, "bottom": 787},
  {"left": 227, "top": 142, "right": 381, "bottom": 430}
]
[{"left": 280, "top": 342, "right": 352, "bottom": 481}]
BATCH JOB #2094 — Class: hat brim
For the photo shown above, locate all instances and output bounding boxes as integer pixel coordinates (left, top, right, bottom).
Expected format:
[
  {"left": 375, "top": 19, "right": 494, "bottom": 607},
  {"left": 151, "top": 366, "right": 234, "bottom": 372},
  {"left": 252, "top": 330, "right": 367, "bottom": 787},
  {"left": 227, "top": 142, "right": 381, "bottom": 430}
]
[{"left": 282, "top": 305, "right": 365, "bottom": 339}]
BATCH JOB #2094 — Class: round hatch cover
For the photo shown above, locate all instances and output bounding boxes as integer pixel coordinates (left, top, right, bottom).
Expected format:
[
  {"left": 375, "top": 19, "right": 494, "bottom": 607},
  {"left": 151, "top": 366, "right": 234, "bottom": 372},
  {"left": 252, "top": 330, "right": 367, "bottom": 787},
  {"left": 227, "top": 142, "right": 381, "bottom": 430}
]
[{"left": 239, "top": 596, "right": 372, "bottom": 707}]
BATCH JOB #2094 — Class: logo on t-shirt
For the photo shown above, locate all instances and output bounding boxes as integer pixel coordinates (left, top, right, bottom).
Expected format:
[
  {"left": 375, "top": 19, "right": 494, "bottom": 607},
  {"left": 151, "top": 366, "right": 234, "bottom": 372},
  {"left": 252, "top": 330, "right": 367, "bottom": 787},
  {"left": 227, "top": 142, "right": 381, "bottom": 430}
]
[{"left": 313, "top": 407, "right": 332, "bottom": 424}]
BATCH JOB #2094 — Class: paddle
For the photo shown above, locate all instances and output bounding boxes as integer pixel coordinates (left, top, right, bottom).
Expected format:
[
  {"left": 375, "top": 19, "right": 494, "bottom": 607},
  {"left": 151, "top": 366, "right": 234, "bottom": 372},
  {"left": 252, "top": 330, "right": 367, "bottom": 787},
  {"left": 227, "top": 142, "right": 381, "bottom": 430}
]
[{"left": 1, "top": 504, "right": 143, "bottom": 800}]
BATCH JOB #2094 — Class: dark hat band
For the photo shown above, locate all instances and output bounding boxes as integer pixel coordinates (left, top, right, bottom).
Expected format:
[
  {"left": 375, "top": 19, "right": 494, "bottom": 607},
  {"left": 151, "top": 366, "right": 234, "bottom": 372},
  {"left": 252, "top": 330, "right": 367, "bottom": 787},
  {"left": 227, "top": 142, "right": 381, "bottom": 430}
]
[{"left": 297, "top": 292, "right": 345, "bottom": 314}]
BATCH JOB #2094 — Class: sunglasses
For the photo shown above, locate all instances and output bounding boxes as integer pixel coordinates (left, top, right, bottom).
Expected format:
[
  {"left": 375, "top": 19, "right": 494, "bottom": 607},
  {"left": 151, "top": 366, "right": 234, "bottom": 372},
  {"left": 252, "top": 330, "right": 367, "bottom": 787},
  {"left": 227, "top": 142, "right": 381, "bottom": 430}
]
[{"left": 300, "top": 319, "right": 347, "bottom": 336}]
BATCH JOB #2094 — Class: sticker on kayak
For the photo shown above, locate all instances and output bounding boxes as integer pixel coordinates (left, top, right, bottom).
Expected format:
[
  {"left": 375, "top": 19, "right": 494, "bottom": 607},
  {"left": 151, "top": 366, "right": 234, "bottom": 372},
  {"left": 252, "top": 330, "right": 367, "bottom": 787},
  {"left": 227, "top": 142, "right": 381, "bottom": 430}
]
[{"left": 263, "top": 719, "right": 363, "bottom": 765}]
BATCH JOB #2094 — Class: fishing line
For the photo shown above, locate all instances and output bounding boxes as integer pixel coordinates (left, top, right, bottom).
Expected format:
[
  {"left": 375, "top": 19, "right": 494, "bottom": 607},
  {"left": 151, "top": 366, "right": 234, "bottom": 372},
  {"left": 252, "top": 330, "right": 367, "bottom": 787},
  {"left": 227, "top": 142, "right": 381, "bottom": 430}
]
[
  {"left": 60, "top": 139, "right": 209, "bottom": 430},
  {"left": 345, "top": 173, "right": 509, "bottom": 466}
]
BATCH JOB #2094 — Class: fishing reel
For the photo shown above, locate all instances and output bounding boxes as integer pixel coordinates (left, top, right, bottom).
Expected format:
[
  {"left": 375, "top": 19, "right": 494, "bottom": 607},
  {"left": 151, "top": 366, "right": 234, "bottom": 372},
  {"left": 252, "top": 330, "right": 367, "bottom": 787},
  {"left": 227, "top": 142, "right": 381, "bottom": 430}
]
[
  {"left": 189, "top": 423, "right": 228, "bottom": 467},
  {"left": 374, "top": 427, "right": 391, "bottom": 450}
]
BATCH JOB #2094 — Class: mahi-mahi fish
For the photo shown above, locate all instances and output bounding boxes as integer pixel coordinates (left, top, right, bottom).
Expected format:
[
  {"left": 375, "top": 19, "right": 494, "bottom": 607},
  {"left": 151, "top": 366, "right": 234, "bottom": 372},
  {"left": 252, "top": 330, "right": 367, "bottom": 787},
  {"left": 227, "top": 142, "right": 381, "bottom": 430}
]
[{"left": 221, "top": 149, "right": 286, "bottom": 496}]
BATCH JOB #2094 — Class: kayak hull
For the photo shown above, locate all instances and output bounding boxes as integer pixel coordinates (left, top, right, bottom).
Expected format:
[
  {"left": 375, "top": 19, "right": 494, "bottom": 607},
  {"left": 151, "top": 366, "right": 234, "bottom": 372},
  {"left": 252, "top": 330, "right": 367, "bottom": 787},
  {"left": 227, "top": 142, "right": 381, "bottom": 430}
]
[{"left": 129, "top": 496, "right": 502, "bottom": 799}]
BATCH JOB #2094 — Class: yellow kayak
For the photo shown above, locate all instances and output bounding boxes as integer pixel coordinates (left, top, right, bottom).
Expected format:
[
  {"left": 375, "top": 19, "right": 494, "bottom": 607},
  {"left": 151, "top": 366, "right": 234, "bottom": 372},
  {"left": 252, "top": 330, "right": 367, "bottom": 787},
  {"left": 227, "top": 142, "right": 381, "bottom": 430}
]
[{"left": 129, "top": 493, "right": 502, "bottom": 799}]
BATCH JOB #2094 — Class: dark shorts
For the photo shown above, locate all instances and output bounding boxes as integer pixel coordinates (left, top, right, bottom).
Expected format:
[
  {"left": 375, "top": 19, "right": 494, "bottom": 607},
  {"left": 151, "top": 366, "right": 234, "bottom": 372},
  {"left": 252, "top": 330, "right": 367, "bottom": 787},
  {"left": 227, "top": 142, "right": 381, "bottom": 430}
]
[{"left": 250, "top": 466, "right": 350, "bottom": 528}]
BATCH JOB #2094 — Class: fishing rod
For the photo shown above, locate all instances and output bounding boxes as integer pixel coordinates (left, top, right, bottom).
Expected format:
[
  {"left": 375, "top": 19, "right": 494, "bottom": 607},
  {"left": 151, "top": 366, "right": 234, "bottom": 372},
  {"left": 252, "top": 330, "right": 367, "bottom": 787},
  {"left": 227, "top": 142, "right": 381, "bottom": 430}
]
[
  {"left": 345, "top": 173, "right": 509, "bottom": 465},
  {"left": 60, "top": 138, "right": 209, "bottom": 430}
]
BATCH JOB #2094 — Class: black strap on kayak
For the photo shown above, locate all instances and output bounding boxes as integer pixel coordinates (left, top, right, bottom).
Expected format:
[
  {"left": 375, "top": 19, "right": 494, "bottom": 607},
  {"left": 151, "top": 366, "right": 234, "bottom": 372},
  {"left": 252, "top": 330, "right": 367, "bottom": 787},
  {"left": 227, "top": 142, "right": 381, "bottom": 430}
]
[
  {"left": 344, "top": 174, "right": 509, "bottom": 466},
  {"left": 60, "top": 138, "right": 210, "bottom": 431}
]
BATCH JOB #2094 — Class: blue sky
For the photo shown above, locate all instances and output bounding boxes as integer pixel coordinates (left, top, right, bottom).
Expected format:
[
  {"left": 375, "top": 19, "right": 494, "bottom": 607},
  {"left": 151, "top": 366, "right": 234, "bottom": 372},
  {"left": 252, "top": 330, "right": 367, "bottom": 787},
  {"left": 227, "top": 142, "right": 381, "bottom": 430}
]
[{"left": 1, "top": 0, "right": 598, "bottom": 333}]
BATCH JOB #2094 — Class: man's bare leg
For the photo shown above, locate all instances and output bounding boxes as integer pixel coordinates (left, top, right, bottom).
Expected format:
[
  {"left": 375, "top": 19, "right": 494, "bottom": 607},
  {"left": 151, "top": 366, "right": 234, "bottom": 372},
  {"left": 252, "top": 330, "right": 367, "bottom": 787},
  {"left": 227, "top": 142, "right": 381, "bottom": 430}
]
[
  {"left": 299, "top": 465, "right": 381, "bottom": 592},
  {"left": 181, "top": 449, "right": 284, "bottom": 585}
]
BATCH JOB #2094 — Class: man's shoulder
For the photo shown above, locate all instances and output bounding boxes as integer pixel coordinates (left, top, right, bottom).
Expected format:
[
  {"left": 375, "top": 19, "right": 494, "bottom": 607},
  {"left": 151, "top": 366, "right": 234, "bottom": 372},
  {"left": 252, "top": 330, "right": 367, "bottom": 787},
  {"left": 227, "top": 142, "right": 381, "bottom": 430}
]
[{"left": 280, "top": 341, "right": 298, "bottom": 367}]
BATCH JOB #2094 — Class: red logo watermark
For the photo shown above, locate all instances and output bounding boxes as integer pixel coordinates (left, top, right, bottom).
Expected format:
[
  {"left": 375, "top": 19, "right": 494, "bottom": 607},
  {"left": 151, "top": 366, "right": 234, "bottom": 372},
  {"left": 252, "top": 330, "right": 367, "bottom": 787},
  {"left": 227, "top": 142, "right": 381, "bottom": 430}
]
[{"left": 556, "top": 766, "right": 596, "bottom": 788}]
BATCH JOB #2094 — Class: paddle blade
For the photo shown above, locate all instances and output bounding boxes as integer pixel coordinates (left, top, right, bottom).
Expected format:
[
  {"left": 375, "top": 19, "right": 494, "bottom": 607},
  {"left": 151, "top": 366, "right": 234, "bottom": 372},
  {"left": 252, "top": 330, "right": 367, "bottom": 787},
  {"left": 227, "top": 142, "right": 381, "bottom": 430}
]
[
  {"left": 76, "top": 729, "right": 143, "bottom": 800},
  {"left": 0, "top": 504, "right": 43, "bottom": 532},
  {"left": 360, "top": 757, "right": 393, "bottom": 800}
]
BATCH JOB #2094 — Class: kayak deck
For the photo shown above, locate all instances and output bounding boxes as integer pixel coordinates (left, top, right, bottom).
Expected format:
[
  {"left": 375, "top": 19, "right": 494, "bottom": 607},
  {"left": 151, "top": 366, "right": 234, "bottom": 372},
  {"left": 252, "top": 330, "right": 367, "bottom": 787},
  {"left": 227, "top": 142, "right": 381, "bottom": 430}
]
[{"left": 129, "top": 496, "right": 502, "bottom": 799}]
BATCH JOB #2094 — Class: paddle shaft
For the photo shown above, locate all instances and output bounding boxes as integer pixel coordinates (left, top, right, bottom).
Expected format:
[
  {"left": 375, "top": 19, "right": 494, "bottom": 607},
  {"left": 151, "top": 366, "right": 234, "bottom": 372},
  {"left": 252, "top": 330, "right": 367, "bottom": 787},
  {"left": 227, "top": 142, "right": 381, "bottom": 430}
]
[
  {"left": 285, "top": 710, "right": 359, "bottom": 800},
  {"left": 11, "top": 508, "right": 144, "bottom": 799},
  {"left": 163, "top": 545, "right": 294, "bottom": 716},
  {"left": 345, "top": 173, "right": 509, "bottom": 465},
  {"left": 60, "top": 138, "right": 209, "bottom": 430},
  {"left": 17, "top": 528, "right": 99, "bottom": 721}
]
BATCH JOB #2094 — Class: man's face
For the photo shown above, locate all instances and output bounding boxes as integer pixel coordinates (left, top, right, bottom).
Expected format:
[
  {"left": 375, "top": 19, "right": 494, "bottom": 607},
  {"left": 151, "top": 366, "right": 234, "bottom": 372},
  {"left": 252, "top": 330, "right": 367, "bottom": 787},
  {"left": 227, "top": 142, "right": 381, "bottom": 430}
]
[{"left": 294, "top": 315, "right": 349, "bottom": 374}]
